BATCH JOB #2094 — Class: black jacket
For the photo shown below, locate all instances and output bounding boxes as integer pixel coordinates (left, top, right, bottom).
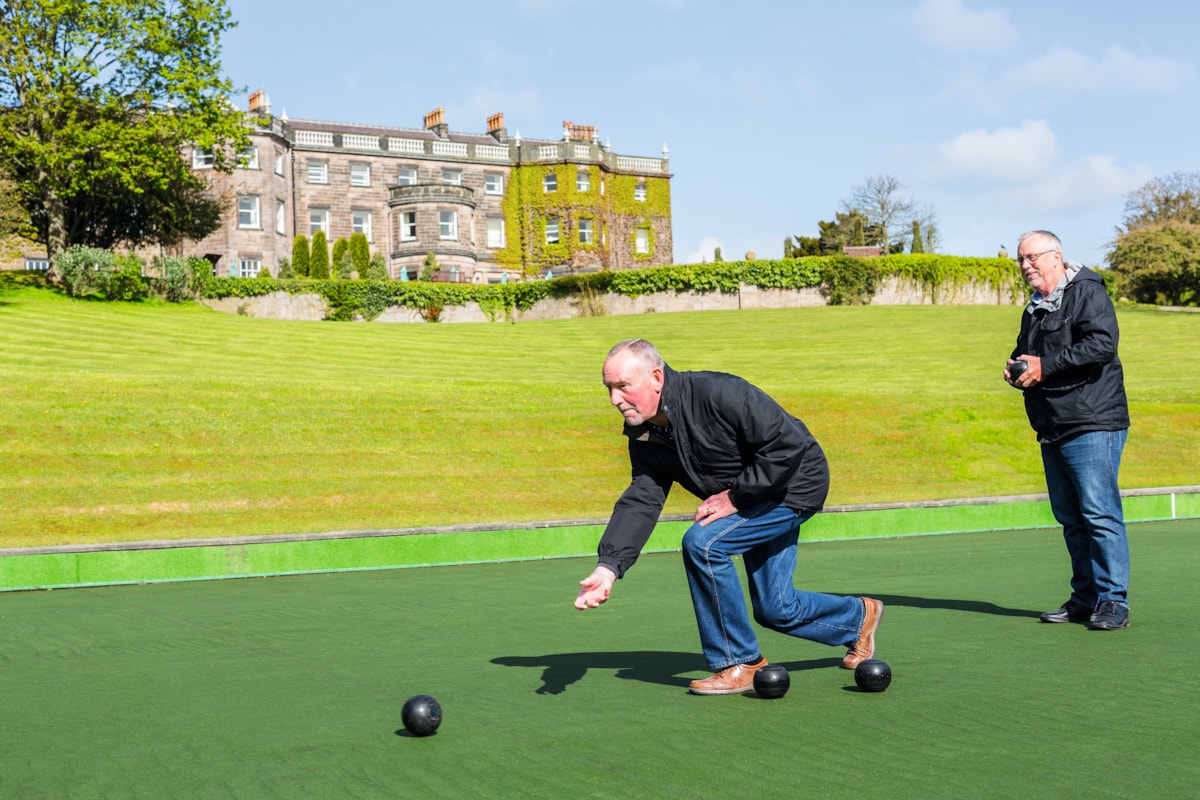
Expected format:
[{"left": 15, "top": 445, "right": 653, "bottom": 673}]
[
  {"left": 1012, "top": 266, "right": 1130, "bottom": 443},
  {"left": 596, "top": 365, "right": 829, "bottom": 577}
]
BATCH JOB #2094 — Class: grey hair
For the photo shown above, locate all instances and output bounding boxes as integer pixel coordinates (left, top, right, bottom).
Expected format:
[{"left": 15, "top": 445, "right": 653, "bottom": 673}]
[
  {"left": 605, "top": 338, "right": 665, "bottom": 372},
  {"left": 1016, "top": 230, "right": 1062, "bottom": 252}
]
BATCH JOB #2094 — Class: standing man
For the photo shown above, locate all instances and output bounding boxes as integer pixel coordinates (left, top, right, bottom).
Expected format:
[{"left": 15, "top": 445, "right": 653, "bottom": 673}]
[
  {"left": 575, "top": 339, "right": 883, "bottom": 694},
  {"left": 1005, "top": 230, "right": 1131, "bottom": 630}
]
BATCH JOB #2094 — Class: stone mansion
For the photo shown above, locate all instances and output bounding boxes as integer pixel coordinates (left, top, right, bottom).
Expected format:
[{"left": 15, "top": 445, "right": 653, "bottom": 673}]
[{"left": 184, "top": 90, "right": 673, "bottom": 283}]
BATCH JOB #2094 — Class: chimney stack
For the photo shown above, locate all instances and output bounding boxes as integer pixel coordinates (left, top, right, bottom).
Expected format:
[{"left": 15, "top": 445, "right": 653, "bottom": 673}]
[
  {"left": 423, "top": 106, "right": 448, "bottom": 138},
  {"left": 248, "top": 88, "right": 270, "bottom": 115},
  {"left": 487, "top": 112, "right": 507, "bottom": 142},
  {"left": 562, "top": 120, "right": 597, "bottom": 143}
]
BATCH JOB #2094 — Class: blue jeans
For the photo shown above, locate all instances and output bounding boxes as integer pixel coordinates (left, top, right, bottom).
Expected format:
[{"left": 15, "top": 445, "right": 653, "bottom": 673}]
[
  {"left": 1040, "top": 429, "right": 1130, "bottom": 608},
  {"left": 680, "top": 501, "right": 864, "bottom": 671}
]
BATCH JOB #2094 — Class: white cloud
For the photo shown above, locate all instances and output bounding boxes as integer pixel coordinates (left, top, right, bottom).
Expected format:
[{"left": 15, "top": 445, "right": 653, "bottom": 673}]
[
  {"left": 938, "top": 120, "right": 1058, "bottom": 183},
  {"left": 1009, "top": 44, "right": 1192, "bottom": 92},
  {"left": 1023, "top": 155, "right": 1153, "bottom": 214},
  {"left": 928, "top": 121, "right": 1151, "bottom": 216},
  {"left": 914, "top": 0, "right": 1016, "bottom": 53},
  {"left": 682, "top": 236, "right": 725, "bottom": 265}
]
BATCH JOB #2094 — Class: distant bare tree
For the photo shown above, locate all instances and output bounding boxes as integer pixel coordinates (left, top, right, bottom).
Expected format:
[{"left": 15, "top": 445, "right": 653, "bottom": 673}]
[
  {"left": 842, "top": 175, "right": 915, "bottom": 255},
  {"left": 844, "top": 176, "right": 936, "bottom": 256}
]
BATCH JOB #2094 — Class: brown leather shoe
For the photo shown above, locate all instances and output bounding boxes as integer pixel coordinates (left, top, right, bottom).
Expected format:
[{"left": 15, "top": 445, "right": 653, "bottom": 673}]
[
  {"left": 842, "top": 597, "right": 884, "bottom": 669},
  {"left": 688, "top": 656, "right": 768, "bottom": 695}
]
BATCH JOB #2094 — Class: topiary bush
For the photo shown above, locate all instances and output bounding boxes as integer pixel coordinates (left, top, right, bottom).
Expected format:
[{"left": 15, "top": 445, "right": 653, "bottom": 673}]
[
  {"left": 310, "top": 230, "right": 330, "bottom": 280},
  {"left": 349, "top": 232, "right": 370, "bottom": 273},
  {"left": 292, "top": 234, "right": 310, "bottom": 278},
  {"left": 331, "top": 238, "right": 349, "bottom": 276}
]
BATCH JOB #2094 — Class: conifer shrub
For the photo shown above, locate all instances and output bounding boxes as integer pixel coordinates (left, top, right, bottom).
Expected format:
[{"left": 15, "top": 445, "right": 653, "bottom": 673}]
[
  {"left": 310, "top": 230, "right": 330, "bottom": 279},
  {"left": 331, "top": 238, "right": 349, "bottom": 274},
  {"left": 292, "top": 234, "right": 311, "bottom": 278},
  {"left": 349, "top": 232, "right": 370, "bottom": 272}
]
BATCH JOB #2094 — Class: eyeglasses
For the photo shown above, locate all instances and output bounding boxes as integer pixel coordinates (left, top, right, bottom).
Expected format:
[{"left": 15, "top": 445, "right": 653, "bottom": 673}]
[{"left": 1015, "top": 249, "right": 1058, "bottom": 266}]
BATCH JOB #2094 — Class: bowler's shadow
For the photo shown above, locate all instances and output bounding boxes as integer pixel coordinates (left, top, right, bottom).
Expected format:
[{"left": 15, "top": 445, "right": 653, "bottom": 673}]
[
  {"left": 864, "top": 593, "right": 1038, "bottom": 618},
  {"left": 491, "top": 650, "right": 841, "bottom": 694}
]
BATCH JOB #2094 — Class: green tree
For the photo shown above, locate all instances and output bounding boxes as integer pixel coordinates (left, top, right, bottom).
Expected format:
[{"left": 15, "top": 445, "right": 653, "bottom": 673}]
[
  {"left": 1116, "top": 171, "right": 1200, "bottom": 233},
  {"left": 420, "top": 251, "right": 438, "bottom": 281},
  {"left": 276, "top": 257, "right": 296, "bottom": 279},
  {"left": 292, "top": 234, "right": 310, "bottom": 278},
  {"left": 0, "top": 0, "right": 247, "bottom": 258},
  {"left": 814, "top": 210, "right": 872, "bottom": 254},
  {"left": 1107, "top": 173, "right": 1200, "bottom": 305},
  {"left": 910, "top": 221, "right": 924, "bottom": 254},
  {"left": 1108, "top": 220, "right": 1200, "bottom": 306},
  {"left": 364, "top": 252, "right": 389, "bottom": 281},
  {"left": 331, "top": 238, "right": 349, "bottom": 276},
  {"left": 784, "top": 234, "right": 820, "bottom": 258},
  {"left": 349, "top": 232, "right": 370, "bottom": 273},
  {"left": 309, "top": 229, "right": 330, "bottom": 279},
  {"left": 0, "top": 175, "right": 34, "bottom": 239},
  {"left": 336, "top": 249, "right": 354, "bottom": 279}
]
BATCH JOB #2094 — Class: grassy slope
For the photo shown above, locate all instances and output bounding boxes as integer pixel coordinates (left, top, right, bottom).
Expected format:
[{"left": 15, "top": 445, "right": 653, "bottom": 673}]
[{"left": 1, "top": 280, "right": 1197, "bottom": 548}]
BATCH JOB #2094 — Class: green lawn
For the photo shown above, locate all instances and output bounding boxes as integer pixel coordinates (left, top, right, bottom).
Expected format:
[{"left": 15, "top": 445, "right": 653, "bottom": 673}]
[
  {"left": 3, "top": 520, "right": 1196, "bottom": 798},
  {"left": 1, "top": 279, "right": 1197, "bottom": 548}
]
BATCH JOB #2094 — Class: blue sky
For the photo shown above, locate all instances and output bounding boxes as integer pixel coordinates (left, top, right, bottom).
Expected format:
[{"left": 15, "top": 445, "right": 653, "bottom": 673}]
[{"left": 219, "top": 0, "right": 1196, "bottom": 267}]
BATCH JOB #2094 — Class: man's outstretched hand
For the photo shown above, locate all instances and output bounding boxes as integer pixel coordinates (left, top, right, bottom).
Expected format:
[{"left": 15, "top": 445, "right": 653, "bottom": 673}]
[{"left": 574, "top": 565, "right": 617, "bottom": 610}]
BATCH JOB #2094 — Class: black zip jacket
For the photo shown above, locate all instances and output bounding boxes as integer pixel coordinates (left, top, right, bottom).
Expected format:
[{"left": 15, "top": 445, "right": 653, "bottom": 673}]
[
  {"left": 596, "top": 365, "right": 829, "bottom": 578},
  {"left": 1012, "top": 266, "right": 1130, "bottom": 444}
]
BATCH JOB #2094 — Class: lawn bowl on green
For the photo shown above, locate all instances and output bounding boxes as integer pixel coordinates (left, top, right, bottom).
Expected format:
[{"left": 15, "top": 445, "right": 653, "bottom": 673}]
[
  {"left": 854, "top": 658, "right": 892, "bottom": 692},
  {"left": 401, "top": 694, "right": 442, "bottom": 737},
  {"left": 753, "top": 664, "right": 791, "bottom": 699}
]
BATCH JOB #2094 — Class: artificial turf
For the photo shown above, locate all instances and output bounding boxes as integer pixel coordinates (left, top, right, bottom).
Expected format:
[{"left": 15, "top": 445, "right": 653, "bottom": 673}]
[{"left": 2, "top": 520, "right": 1196, "bottom": 799}]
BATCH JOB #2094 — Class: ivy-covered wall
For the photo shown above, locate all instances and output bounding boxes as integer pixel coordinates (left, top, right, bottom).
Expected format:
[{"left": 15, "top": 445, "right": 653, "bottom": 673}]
[
  {"left": 199, "top": 254, "right": 1023, "bottom": 322},
  {"left": 496, "top": 163, "right": 672, "bottom": 277}
]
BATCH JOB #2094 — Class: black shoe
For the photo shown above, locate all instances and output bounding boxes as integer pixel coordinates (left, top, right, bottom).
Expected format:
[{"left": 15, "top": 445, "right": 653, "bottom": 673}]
[
  {"left": 1088, "top": 600, "right": 1130, "bottom": 630},
  {"left": 1039, "top": 599, "right": 1093, "bottom": 623}
]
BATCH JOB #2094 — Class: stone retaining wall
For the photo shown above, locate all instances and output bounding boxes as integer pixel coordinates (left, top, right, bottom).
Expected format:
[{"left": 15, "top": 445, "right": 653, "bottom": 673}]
[{"left": 200, "top": 277, "right": 1020, "bottom": 322}]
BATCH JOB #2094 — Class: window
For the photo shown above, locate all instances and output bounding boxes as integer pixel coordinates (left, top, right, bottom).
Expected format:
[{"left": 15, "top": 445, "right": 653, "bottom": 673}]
[
  {"left": 274, "top": 152, "right": 284, "bottom": 175},
  {"left": 352, "top": 210, "right": 372, "bottom": 241},
  {"left": 238, "top": 147, "right": 258, "bottom": 169},
  {"left": 238, "top": 258, "right": 262, "bottom": 278},
  {"left": 545, "top": 216, "right": 559, "bottom": 244},
  {"left": 634, "top": 184, "right": 647, "bottom": 202},
  {"left": 439, "top": 210, "right": 458, "bottom": 240},
  {"left": 24, "top": 258, "right": 49, "bottom": 271},
  {"left": 485, "top": 173, "right": 504, "bottom": 195},
  {"left": 487, "top": 217, "right": 505, "bottom": 248},
  {"left": 398, "top": 166, "right": 418, "bottom": 185},
  {"left": 237, "top": 195, "right": 260, "bottom": 229},
  {"left": 309, "top": 208, "right": 329, "bottom": 235},
  {"left": 401, "top": 211, "right": 417, "bottom": 241},
  {"left": 308, "top": 161, "right": 328, "bottom": 184},
  {"left": 577, "top": 171, "right": 590, "bottom": 192},
  {"left": 275, "top": 199, "right": 286, "bottom": 234},
  {"left": 350, "top": 163, "right": 370, "bottom": 187},
  {"left": 578, "top": 218, "right": 593, "bottom": 245},
  {"left": 442, "top": 169, "right": 461, "bottom": 186},
  {"left": 543, "top": 173, "right": 557, "bottom": 193},
  {"left": 635, "top": 228, "right": 650, "bottom": 254},
  {"left": 192, "top": 147, "right": 214, "bottom": 169}
]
